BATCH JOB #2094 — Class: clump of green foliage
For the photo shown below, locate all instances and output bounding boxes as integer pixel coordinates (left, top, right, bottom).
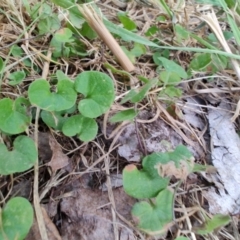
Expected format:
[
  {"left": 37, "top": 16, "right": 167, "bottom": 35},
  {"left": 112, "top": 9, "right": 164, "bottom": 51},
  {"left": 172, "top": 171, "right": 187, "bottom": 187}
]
[
  {"left": 123, "top": 145, "right": 230, "bottom": 238},
  {"left": 0, "top": 67, "right": 115, "bottom": 239}
]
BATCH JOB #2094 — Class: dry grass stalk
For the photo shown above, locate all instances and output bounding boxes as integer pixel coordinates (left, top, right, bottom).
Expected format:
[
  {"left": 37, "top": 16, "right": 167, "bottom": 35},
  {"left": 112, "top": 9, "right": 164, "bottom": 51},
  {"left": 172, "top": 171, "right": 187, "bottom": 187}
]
[
  {"left": 78, "top": 4, "right": 135, "bottom": 72},
  {"left": 33, "top": 48, "right": 54, "bottom": 240},
  {"left": 200, "top": 10, "right": 240, "bottom": 83}
]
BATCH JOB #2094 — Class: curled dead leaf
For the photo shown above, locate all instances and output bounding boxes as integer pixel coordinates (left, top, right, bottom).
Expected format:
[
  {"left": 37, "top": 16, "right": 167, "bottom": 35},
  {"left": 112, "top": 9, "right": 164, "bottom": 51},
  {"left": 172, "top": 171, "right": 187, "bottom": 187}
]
[{"left": 47, "top": 135, "right": 69, "bottom": 172}]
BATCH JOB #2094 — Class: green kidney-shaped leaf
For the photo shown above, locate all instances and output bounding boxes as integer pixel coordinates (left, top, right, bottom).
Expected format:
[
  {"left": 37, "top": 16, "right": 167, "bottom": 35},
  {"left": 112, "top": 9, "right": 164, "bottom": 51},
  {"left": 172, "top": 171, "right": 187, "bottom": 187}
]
[
  {"left": 0, "top": 98, "right": 31, "bottom": 134},
  {"left": 28, "top": 78, "right": 77, "bottom": 111},
  {"left": 132, "top": 188, "right": 174, "bottom": 235},
  {"left": 123, "top": 164, "right": 169, "bottom": 199},
  {"left": 62, "top": 114, "right": 98, "bottom": 142},
  {"left": 0, "top": 136, "right": 37, "bottom": 175},
  {"left": 0, "top": 197, "right": 34, "bottom": 240},
  {"left": 75, "top": 71, "right": 115, "bottom": 118}
]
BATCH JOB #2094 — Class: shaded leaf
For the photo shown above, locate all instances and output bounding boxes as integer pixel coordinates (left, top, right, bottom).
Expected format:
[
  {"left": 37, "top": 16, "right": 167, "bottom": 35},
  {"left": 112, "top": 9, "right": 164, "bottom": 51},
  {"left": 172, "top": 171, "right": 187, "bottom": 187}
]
[{"left": 62, "top": 114, "right": 98, "bottom": 142}]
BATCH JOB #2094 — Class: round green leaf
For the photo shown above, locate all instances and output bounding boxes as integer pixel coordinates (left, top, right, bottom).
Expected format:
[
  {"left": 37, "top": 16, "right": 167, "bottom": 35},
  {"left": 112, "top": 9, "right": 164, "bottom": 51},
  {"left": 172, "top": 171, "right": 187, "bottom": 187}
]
[
  {"left": 0, "top": 136, "right": 37, "bottom": 175},
  {"left": 8, "top": 71, "right": 26, "bottom": 85},
  {"left": 62, "top": 114, "right": 98, "bottom": 142},
  {"left": 28, "top": 79, "right": 77, "bottom": 111},
  {"left": 0, "top": 197, "right": 33, "bottom": 240},
  {"left": 74, "top": 71, "right": 115, "bottom": 118},
  {"left": 132, "top": 188, "right": 174, "bottom": 236},
  {"left": 123, "top": 164, "right": 169, "bottom": 199},
  {"left": 0, "top": 98, "right": 30, "bottom": 134}
]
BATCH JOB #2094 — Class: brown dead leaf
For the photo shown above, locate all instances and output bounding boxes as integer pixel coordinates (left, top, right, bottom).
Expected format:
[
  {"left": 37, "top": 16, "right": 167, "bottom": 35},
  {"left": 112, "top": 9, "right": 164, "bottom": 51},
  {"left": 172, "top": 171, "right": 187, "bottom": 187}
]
[
  {"left": 60, "top": 188, "right": 136, "bottom": 240},
  {"left": 26, "top": 207, "right": 62, "bottom": 240},
  {"left": 156, "top": 160, "right": 194, "bottom": 180},
  {"left": 47, "top": 135, "right": 69, "bottom": 172}
]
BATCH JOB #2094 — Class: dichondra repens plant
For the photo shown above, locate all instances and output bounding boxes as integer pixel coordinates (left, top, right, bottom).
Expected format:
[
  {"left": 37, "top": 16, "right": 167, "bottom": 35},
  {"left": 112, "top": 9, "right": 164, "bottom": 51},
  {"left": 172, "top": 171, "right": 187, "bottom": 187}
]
[
  {"left": 123, "top": 145, "right": 231, "bottom": 237},
  {"left": 0, "top": 0, "right": 236, "bottom": 238},
  {"left": 0, "top": 70, "right": 115, "bottom": 239}
]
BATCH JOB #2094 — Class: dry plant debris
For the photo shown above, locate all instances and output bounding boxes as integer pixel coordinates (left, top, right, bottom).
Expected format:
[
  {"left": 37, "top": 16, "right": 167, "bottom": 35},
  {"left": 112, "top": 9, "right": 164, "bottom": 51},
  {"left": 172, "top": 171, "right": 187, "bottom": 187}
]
[{"left": 0, "top": 0, "right": 240, "bottom": 239}]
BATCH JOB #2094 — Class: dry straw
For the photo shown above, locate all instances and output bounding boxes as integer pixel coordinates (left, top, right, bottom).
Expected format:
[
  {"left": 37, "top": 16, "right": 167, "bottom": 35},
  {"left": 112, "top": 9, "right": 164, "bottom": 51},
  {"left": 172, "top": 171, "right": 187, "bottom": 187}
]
[{"left": 78, "top": 3, "right": 135, "bottom": 73}]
